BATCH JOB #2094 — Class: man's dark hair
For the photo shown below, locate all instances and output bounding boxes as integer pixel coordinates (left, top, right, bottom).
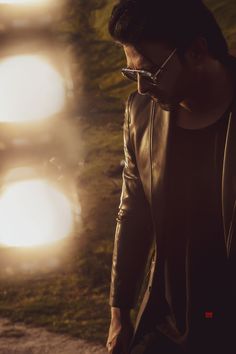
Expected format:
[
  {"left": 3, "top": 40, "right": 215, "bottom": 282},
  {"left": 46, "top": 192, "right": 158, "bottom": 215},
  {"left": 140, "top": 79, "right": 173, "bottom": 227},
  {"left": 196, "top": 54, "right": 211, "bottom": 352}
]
[{"left": 108, "top": 0, "right": 229, "bottom": 64}]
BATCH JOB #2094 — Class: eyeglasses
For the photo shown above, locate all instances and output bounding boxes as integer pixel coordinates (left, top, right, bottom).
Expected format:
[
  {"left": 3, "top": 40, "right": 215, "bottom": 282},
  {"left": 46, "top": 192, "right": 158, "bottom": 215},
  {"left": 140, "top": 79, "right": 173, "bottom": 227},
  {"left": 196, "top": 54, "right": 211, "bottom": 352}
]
[{"left": 121, "top": 48, "right": 177, "bottom": 86}]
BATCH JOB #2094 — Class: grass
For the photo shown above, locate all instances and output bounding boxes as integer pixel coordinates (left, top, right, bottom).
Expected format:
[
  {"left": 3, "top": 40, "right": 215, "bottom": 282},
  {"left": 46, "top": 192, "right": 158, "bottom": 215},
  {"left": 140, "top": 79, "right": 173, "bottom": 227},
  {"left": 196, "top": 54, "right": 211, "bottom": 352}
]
[
  {"left": 0, "top": 271, "right": 109, "bottom": 341},
  {"left": 0, "top": 110, "right": 125, "bottom": 345}
]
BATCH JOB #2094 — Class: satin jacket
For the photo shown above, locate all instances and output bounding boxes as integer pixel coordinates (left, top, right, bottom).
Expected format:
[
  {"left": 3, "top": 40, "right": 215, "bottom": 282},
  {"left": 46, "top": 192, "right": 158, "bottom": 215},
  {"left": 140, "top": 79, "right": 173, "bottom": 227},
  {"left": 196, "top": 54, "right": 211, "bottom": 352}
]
[{"left": 109, "top": 56, "right": 236, "bottom": 342}]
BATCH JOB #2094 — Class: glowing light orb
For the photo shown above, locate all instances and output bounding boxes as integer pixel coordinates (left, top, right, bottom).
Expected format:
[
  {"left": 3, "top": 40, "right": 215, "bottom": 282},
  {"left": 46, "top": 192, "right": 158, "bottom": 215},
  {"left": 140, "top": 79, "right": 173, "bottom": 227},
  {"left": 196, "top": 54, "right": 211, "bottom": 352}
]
[
  {"left": 0, "top": 179, "right": 73, "bottom": 247},
  {"left": 0, "top": 55, "right": 65, "bottom": 123},
  {"left": 0, "top": 0, "right": 48, "bottom": 4}
]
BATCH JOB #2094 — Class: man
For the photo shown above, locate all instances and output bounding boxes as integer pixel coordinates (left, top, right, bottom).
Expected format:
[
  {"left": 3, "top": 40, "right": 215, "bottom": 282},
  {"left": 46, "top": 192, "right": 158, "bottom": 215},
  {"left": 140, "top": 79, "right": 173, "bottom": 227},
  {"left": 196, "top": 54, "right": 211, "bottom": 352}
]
[{"left": 106, "top": 1, "right": 236, "bottom": 353}]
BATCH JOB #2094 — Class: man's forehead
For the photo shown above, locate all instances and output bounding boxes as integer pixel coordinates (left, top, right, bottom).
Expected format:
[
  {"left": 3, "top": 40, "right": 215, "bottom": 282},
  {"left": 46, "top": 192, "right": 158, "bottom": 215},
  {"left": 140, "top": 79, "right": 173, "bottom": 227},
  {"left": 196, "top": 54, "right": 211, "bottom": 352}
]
[
  {"left": 124, "top": 44, "right": 154, "bottom": 70},
  {"left": 123, "top": 42, "right": 173, "bottom": 69}
]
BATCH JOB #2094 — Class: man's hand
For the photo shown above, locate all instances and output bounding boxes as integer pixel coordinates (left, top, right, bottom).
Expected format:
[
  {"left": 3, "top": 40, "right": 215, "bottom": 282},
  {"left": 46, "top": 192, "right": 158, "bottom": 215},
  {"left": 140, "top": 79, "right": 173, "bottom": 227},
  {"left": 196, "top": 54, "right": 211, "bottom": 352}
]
[{"left": 106, "top": 307, "right": 134, "bottom": 354}]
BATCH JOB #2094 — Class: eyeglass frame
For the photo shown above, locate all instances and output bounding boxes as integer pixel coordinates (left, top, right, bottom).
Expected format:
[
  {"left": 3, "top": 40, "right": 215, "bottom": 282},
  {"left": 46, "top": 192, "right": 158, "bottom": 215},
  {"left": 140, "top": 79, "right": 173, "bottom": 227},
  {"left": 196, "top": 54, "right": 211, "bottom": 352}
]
[{"left": 121, "top": 47, "right": 178, "bottom": 86}]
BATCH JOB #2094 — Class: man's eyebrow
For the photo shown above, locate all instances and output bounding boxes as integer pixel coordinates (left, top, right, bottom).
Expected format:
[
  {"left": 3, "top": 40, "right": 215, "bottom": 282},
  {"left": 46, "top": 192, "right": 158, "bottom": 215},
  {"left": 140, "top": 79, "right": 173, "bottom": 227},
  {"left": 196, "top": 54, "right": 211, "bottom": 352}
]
[
  {"left": 143, "top": 64, "right": 157, "bottom": 71},
  {"left": 127, "top": 62, "right": 157, "bottom": 71},
  {"left": 136, "top": 47, "right": 160, "bottom": 70},
  {"left": 139, "top": 54, "right": 162, "bottom": 70}
]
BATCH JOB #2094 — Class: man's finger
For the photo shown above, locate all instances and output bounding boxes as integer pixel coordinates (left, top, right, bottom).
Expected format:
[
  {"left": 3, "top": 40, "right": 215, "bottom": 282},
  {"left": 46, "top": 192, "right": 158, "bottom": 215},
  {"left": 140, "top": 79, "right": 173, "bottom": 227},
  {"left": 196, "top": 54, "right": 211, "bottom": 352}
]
[{"left": 107, "top": 334, "right": 125, "bottom": 354}]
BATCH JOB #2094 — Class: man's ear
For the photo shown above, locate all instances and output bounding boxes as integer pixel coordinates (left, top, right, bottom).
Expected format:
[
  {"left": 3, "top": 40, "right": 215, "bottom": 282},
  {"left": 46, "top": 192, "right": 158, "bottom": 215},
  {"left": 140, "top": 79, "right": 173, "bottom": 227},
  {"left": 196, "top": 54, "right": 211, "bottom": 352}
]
[{"left": 185, "top": 37, "right": 208, "bottom": 66}]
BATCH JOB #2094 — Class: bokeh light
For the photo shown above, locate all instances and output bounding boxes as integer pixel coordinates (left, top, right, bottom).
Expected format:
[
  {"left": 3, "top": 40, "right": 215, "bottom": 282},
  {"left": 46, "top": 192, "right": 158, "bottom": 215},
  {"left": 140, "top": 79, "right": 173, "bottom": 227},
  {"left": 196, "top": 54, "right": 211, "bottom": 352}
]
[
  {"left": 0, "top": 179, "right": 74, "bottom": 247},
  {"left": 0, "top": 0, "right": 49, "bottom": 4},
  {"left": 0, "top": 55, "right": 65, "bottom": 122}
]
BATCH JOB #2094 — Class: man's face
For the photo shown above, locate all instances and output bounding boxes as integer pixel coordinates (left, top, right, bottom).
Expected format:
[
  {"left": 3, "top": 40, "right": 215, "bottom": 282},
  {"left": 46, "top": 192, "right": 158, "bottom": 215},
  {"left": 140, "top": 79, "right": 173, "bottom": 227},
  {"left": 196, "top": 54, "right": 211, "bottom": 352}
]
[{"left": 123, "top": 41, "right": 190, "bottom": 111}]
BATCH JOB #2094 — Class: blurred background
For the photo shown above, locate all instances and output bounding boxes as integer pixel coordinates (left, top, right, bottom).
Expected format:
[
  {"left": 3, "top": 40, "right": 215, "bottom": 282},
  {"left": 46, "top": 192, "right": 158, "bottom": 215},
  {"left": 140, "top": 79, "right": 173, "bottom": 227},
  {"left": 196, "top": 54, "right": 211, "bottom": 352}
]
[{"left": 0, "top": 0, "right": 235, "bottom": 346}]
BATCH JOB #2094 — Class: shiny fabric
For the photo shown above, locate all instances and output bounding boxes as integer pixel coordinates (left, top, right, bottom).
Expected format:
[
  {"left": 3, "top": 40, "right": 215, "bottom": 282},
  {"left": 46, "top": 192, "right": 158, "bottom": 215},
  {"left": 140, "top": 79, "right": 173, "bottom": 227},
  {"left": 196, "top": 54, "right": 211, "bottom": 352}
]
[{"left": 109, "top": 56, "right": 236, "bottom": 350}]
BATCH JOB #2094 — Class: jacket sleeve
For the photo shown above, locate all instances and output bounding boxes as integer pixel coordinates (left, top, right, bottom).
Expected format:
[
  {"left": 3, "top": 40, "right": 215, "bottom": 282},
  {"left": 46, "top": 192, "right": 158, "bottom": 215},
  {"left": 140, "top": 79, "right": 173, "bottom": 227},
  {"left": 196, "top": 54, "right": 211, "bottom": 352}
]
[{"left": 109, "top": 93, "right": 154, "bottom": 309}]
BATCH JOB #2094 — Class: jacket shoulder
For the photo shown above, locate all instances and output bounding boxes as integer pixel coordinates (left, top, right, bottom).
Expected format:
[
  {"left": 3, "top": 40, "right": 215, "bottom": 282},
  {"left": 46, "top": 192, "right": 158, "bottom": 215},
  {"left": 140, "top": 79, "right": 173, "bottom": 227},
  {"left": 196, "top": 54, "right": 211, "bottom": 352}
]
[{"left": 125, "top": 91, "right": 153, "bottom": 126}]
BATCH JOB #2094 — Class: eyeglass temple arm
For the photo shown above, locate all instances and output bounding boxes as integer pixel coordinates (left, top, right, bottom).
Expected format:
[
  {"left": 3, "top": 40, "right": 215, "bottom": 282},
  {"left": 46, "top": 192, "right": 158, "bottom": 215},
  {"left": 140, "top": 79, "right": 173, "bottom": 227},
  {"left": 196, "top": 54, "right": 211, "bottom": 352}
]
[{"left": 154, "top": 48, "right": 177, "bottom": 79}]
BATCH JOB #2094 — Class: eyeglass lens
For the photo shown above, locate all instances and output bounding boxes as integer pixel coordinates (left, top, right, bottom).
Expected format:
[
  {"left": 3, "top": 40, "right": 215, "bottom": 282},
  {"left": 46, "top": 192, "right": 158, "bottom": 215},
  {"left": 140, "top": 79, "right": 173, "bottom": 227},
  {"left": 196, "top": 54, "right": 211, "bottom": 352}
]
[
  {"left": 122, "top": 71, "right": 138, "bottom": 82},
  {"left": 122, "top": 70, "right": 155, "bottom": 84}
]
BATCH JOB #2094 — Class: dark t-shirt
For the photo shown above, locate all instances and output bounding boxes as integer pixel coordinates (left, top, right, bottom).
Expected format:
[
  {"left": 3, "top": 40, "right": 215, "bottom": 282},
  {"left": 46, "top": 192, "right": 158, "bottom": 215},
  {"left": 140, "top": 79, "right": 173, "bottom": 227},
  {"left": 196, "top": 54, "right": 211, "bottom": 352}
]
[{"left": 154, "top": 107, "right": 234, "bottom": 353}]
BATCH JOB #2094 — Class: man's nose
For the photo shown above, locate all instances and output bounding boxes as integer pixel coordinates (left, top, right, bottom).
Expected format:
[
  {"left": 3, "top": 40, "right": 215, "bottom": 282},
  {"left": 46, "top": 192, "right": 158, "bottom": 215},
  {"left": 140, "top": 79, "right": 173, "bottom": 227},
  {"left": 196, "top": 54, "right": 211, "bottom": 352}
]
[{"left": 137, "top": 74, "right": 151, "bottom": 95}]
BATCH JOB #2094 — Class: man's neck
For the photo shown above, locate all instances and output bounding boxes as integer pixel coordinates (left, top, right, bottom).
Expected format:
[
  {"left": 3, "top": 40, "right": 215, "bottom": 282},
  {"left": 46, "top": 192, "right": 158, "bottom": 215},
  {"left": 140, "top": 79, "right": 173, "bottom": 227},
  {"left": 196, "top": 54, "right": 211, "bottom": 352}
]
[{"left": 176, "top": 61, "right": 235, "bottom": 129}]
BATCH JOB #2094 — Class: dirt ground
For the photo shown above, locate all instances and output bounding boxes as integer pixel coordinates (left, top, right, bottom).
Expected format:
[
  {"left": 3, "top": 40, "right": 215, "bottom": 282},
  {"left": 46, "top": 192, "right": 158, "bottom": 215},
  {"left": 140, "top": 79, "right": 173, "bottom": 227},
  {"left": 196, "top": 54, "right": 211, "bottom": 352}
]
[{"left": 0, "top": 318, "right": 107, "bottom": 354}]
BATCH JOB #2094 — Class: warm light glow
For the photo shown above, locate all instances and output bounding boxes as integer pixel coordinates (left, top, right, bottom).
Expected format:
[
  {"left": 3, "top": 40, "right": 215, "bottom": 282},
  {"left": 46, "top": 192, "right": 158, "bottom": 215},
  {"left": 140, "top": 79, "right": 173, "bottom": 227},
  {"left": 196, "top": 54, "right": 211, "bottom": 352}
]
[
  {"left": 0, "top": 55, "right": 65, "bottom": 122},
  {"left": 0, "top": 0, "right": 48, "bottom": 4},
  {"left": 0, "top": 179, "right": 74, "bottom": 247}
]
